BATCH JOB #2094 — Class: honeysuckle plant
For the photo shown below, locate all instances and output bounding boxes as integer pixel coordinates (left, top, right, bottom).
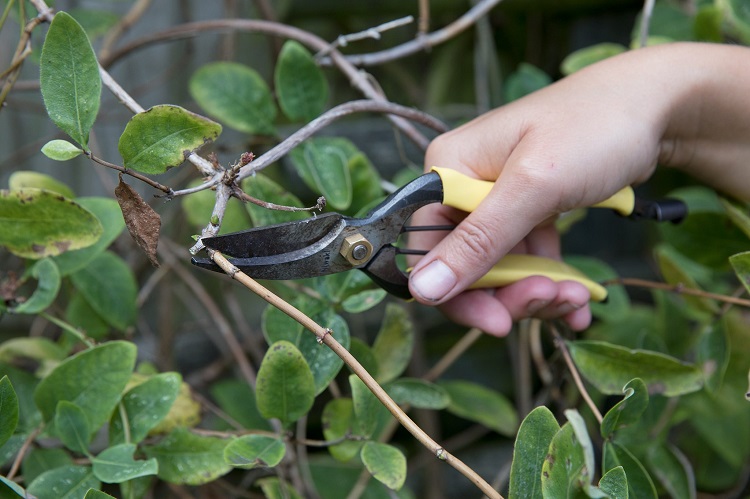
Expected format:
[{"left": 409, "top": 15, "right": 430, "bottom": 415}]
[{"left": 0, "top": 1, "right": 749, "bottom": 498}]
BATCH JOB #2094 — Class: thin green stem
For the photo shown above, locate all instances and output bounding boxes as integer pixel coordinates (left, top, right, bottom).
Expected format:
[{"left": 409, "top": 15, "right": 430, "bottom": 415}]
[
  {"left": 39, "top": 312, "right": 95, "bottom": 348},
  {"left": 0, "top": 0, "right": 16, "bottom": 34}
]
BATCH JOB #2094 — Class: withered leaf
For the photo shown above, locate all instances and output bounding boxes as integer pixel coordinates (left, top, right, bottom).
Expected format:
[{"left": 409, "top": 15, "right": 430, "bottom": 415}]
[{"left": 115, "top": 176, "right": 161, "bottom": 266}]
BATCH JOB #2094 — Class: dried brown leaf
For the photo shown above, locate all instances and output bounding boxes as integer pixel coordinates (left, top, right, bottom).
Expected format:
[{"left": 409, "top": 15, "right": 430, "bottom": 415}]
[{"left": 115, "top": 176, "right": 161, "bottom": 266}]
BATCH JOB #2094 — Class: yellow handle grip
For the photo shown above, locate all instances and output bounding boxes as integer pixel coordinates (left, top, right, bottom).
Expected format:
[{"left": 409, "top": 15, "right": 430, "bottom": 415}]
[
  {"left": 431, "top": 166, "right": 635, "bottom": 216},
  {"left": 469, "top": 254, "right": 608, "bottom": 302},
  {"left": 429, "top": 166, "right": 614, "bottom": 301}
]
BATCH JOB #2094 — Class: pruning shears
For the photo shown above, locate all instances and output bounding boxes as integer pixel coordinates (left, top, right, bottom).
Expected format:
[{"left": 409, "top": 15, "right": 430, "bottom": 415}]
[{"left": 191, "top": 167, "right": 687, "bottom": 301}]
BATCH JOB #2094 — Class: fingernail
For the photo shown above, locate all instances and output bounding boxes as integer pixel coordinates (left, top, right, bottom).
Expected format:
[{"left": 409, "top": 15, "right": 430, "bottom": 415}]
[
  {"left": 410, "top": 260, "right": 457, "bottom": 302},
  {"left": 556, "top": 302, "right": 582, "bottom": 316},
  {"left": 527, "top": 299, "right": 550, "bottom": 315}
]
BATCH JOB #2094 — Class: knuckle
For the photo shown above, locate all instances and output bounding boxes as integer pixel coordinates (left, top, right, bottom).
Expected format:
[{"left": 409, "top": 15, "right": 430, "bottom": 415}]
[{"left": 452, "top": 217, "right": 496, "bottom": 265}]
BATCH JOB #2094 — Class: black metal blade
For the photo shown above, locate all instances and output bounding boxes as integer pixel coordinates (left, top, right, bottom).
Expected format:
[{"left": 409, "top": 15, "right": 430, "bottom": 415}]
[{"left": 201, "top": 213, "right": 345, "bottom": 258}]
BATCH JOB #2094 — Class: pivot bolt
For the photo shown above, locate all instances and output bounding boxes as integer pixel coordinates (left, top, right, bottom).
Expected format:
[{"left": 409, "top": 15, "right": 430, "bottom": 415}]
[{"left": 340, "top": 234, "right": 373, "bottom": 266}]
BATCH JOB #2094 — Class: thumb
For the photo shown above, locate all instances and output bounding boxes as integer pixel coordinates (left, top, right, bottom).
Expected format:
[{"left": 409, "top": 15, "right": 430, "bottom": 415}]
[{"left": 408, "top": 169, "right": 560, "bottom": 304}]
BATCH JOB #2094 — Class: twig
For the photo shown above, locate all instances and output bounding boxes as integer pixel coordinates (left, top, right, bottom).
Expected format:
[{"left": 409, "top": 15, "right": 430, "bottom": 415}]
[
  {"left": 0, "top": 13, "right": 43, "bottom": 110},
  {"left": 6, "top": 425, "right": 43, "bottom": 480},
  {"left": 210, "top": 251, "right": 503, "bottom": 499},
  {"left": 87, "top": 152, "right": 174, "bottom": 195},
  {"left": 315, "top": 16, "right": 414, "bottom": 58},
  {"left": 98, "top": 19, "right": 432, "bottom": 150},
  {"left": 99, "top": 0, "right": 153, "bottom": 61},
  {"left": 604, "top": 277, "right": 750, "bottom": 308},
  {"left": 318, "top": 0, "right": 504, "bottom": 67},
  {"left": 529, "top": 318, "right": 553, "bottom": 385},
  {"left": 233, "top": 185, "right": 326, "bottom": 213},
  {"left": 550, "top": 325, "right": 603, "bottom": 424},
  {"left": 39, "top": 312, "right": 95, "bottom": 348},
  {"left": 638, "top": 0, "right": 656, "bottom": 48},
  {"left": 418, "top": 0, "right": 430, "bottom": 36},
  {"left": 234, "top": 99, "right": 447, "bottom": 183}
]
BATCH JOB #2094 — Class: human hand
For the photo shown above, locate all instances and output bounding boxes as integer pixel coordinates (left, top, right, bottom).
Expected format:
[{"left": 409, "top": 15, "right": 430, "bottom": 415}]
[{"left": 407, "top": 46, "right": 684, "bottom": 335}]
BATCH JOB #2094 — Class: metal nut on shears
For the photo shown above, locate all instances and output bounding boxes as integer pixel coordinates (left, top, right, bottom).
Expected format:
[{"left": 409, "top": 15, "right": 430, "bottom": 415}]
[{"left": 340, "top": 233, "right": 373, "bottom": 266}]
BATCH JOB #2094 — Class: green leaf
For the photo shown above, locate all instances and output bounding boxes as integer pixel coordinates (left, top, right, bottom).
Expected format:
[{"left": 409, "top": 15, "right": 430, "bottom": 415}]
[
  {"left": 632, "top": 2, "right": 694, "bottom": 42},
  {"left": 439, "top": 380, "right": 518, "bottom": 436},
  {"left": 647, "top": 443, "right": 696, "bottom": 499},
  {"left": 0, "top": 338, "right": 66, "bottom": 365},
  {"left": 65, "top": 293, "right": 109, "bottom": 339},
  {"left": 0, "top": 365, "right": 42, "bottom": 433},
  {"left": 118, "top": 105, "right": 222, "bottom": 174},
  {"left": 508, "top": 406, "right": 560, "bottom": 499},
  {"left": 350, "top": 375, "right": 391, "bottom": 439},
  {"left": 349, "top": 337, "right": 378, "bottom": 377},
  {"left": 603, "top": 441, "right": 657, "bottom": 499},
  {"left": 360, "top": 442, "right": 406, "bottom": 491},
  {"left": 256, "top": 341, "right": 315, "bottom": 426},
  {"left": 697, "top": 319, "right": 729, "bottom": 392},
  {"left": 21, "top": 448, "right": 72, "bottom": 485},
  {"left": 598, "top": 466, "right": 628, "bottom": 499},
  {"left": 275, "top": 40, "right": 328, "bottom": 122},
  {"left": 566, "top": 340, "right": 704, "bottom": 396},
  {"left": 347, "top": 153, "right": 383, "bottom": 216},
  {"left": 654, "top": 245, "right": 718, "bottom": 314},
  {"left": 720, "top": 0, "right": 750, "bottom": 44},
  {"left": 143, "top": 428, "right": 231, "bottom": 485},
  {"left": 0, "top": 376, "right": 19, "bottom": 449},
  {"left": 52, "top": 197, "right": 125, "bottom": 276},
  {"left": 209, "top": 379, "right": 272, "bottom": 431},
  {"left": 189, "top": 62, "right": 276, "bottom": 135},
  {"left": 27, "top": 465, "right": 100, "bottom": 499},
  {"left": 289, "top": 137, "right": 353, "bottom": 211},
  {"left": 303, "top": 310, "right": 350, "bottom": 395},
  {"left": 540, "top": 423, "right": 586, "bottom": 497},
  {"left": 34, "top": 341, "right": 136, "bottom": 431},
  {"left": 601, "top": 378, "right": 649, "bottom": 438},
  {"left": 384, "top": 378, "right": 449, "bottom": 410},
  {"left": 84, "top": 489, "right": 116, "bottom": 499},
  {"left": 54, "top": 401, "right": 91, "bottom": 453},
  {"left": 320, "top": 266, "right": 375, "bottom": 304},
  {"left": 69, "top": 251, "right": 137, "bottom": 331},
  {"left": 223, "top": 435, "right": 286, "bottom": 469},
  {"left": 321, "top": 398, "right": 362, "bottom": 462},
  {"left": 180, "top": 179, "right": 250, "bottom": 235},
  {"left": 263, "top": 302, "right": 348, "bottom": 395},
  {"left": 41, "top": 140, "right": 84, "bottom": 161},
  {"left": 503, "top": 63, "right": 551, "bottom": 102},
  {"left": 565, "top": 409, "right": 598, "bottom": 494},
  {"left": 40, "top": 12, "right": 101, "bottom": 148},
  {"left": 0, "top": 189, "right": 103, "bottom": 259},
  {"left": 565, "top": 256, "right": 630, "bottom": 322},
  {"left": 371, "top": 304, "right": 414, "bottom": 384},
  {"left": 92, "top": 443, "right": 158, "bottom": 484},
  {"left": 0, "top": 475, "right": 26, "bottom": 498},
  {"left": 560, "top": 43, "right": 627, "bottom": 75},
  {"left": 109, "top": 373, "right": 181, "bottom": 445},
  {"left": 12, "top": 258, "right": 61, "bottom": 314},
  {"left": 9, "top": 171, "right": 75, "bottom": 198},
  {"left": 242, "top": 174, "right": 309, "bottom": 226},
  {"left": 341, "top": 289, "right": 387, "bottom": 313},
  {"left": 729, "top": 251, "right": 750, "bottom": 296},
  {"left": 659, "top": 212, "right": 748, "bottom": 270},
  {"left": 257, "top": 477, "right": 304, "bottom": 499}
]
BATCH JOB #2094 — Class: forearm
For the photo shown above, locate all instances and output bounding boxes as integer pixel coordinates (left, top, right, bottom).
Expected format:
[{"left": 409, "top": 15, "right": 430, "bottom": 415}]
[{"left": 657, "top": 43, "right": 750, "bottom": 200}]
